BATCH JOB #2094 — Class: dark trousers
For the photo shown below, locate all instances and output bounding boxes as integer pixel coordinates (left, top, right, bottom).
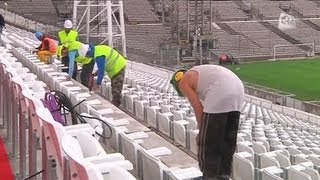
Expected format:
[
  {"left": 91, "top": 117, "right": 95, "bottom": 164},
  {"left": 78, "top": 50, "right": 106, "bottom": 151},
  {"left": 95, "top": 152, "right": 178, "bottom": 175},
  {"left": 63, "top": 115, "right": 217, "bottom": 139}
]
[
  {"left": 198, "top": 111, "right": 240, "bottom": 179},
  {"left": 61, "top": 56, "right": 77, "bottom": 80},
  {"left": 80, "top": 59, "right": 95, "bottom": 87},
  {"left": 111, "top": 67, "right": 125, "bottom": 107}
]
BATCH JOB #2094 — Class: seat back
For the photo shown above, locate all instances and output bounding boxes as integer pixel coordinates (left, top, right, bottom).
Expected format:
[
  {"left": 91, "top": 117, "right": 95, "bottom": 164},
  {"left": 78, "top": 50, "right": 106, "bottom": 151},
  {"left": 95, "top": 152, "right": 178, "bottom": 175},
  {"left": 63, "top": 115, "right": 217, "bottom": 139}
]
[
  {"left": 107, "top": 165, "right": 136, "bottom": 180},
  {"left": 22, "top": 89, "right": 43, "bottom": 133},
  {"left": 233, "top": 153, "right": 254, "bottom": 180},
  {"left": 253, "top": 141, "right": 267, "bottom": 155},
  {"left": 120, "top": 132, "right": 139, "bottom": 168},
  {"left": 140, "top": 148, "right": 167, "bottom": 180},
  {"left": 260, "top": 153, "right": 280, "bottom": 169},
  {"left": 61, "top": 134, "right": 91, "bottom": 180},
  {"left": 261, "top": 168, "right": 283, "bottom": 180},
  {"left": 288, "top": 167, "right": 312, "bottom": 180},
  {"left": 36, "top": 107, "right": 65, "bottom": 169}
]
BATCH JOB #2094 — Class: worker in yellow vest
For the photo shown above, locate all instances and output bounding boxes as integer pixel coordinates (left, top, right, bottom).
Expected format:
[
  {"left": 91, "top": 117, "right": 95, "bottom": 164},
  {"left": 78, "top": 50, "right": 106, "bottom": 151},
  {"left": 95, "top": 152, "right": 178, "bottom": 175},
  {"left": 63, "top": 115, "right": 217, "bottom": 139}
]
[
  {"left": 68, "top": 41, "right": 126, "bottom": 107},
  {"left": 58, "top": 20, "right": 79, "bottom": 79},
  {"left": 67, "top": 41, "right": 94, "bottom": 87}
]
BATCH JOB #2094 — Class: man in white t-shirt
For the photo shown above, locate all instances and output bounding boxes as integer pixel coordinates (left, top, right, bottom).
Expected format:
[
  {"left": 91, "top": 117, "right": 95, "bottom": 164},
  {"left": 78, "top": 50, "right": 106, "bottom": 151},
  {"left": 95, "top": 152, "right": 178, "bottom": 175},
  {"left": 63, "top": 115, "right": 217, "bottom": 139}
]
[{"left": 170, "top": 65, "right": 244, "bottom": 180}]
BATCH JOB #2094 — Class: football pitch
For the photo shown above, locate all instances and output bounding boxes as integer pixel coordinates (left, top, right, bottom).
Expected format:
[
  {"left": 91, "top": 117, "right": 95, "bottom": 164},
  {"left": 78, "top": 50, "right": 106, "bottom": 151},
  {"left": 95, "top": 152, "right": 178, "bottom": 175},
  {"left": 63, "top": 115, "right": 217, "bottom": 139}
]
[{"left": 228, "top": 59, "right": 320, "bottom": 101}]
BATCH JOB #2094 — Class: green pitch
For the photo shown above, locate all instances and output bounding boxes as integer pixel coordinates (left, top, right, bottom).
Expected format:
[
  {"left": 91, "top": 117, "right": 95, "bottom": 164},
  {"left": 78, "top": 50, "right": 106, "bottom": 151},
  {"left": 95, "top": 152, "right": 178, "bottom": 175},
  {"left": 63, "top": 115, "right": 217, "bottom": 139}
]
[{"left": 228, "top": 59, "right": 320, "bottom": 101}]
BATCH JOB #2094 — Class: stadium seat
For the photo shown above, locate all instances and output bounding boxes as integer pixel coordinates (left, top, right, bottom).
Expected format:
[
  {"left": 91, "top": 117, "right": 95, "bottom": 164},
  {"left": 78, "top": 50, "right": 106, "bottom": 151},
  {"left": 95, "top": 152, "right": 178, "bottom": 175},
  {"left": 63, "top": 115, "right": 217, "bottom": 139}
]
[
  {"left": 166, "top": 167, "right": 202, "bottom": 180},
  {"left": 173, "top": 120, "right": 188, "bottom": 147},
  {"left": 119, "top": 131, "right": 149, "bottom": 177},
  {"left": 61, "top": 134, "right": 135, "bottom": 180},
  {"left": 146, "top": 106, "right": 161, "bottom": 129},
  {"left": 158, "top": 112, "right": 174, "bottom": 137},
  {"left": 260, "top": 166, "right": 284, "bottom": 180},
  {"left": 139, "top": 147, "right": 171, "bottom": 180},
  {"left": 233, "top": 152, "right": 254, "bottom": 180},
  {"left": 134, "top": 99, "right": 149, "bottom": 122}
]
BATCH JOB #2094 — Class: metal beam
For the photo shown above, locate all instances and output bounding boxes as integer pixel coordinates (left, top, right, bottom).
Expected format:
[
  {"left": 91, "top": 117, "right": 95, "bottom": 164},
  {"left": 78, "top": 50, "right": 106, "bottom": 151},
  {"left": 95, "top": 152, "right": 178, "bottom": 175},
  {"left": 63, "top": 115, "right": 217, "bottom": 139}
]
[{"left": 73, "top": 0, "right": 126, "bottom": 55}]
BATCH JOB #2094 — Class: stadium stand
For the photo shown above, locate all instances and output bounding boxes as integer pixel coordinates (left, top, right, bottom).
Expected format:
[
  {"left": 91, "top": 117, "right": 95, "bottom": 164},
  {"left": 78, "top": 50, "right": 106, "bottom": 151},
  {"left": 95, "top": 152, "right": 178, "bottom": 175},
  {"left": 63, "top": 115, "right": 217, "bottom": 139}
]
[
  {"left": 5, "top": 0, "right": 58, "bottom": 25},
  {"left": 3, "top": 1, "right": 320, "bottom": 180},
  {"left": 123, "top": 0, "right": 159, "bottom": 23}
]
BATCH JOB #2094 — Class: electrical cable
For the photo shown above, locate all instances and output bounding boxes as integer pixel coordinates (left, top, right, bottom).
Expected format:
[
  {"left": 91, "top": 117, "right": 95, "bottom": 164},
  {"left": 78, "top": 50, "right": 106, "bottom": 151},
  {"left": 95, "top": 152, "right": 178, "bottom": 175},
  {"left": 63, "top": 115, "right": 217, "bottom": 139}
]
[{"left": 46, "top": 90, "right": 112, "bottom": 139}]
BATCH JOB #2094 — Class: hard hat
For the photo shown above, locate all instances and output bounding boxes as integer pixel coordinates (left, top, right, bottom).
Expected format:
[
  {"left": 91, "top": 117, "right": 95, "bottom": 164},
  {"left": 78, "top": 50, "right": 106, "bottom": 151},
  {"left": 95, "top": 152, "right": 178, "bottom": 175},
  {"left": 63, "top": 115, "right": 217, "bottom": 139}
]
[
  {"left": 34, "top": 31, "right": 43, "bottom": 41},
  {"left": 64, "top": 20, "right": 73, "bottom": 29},
  {"left": 78, "top": 44, "right": 89, "bottom": 57},
  {"left": 170, "top": 69, "right": 188, "bottom": 97}
]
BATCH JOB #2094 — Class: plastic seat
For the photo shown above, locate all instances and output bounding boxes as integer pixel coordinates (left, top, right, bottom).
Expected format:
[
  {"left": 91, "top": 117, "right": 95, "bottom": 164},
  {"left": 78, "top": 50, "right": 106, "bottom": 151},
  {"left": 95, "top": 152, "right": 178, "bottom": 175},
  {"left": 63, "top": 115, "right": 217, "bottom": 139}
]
[
  {"left": 232, "top": 152, "right": 254, "bottom": 180},
  {"left": 158, "top": 112, "right": 174, "bottom": 137},
  {"left": 146, "top": 106, "right": 161, "bottom": 129},
  {"left": 173, "top": 120, "right": 189, "bottom": 147},
  {"left": 139, "top": 147, "right": 171, "bottom": 180},
  {"left": 260, "top": 166, "right": 284, "bottom": 180},
  {"left": 119, "top": 131, "right": 148, "bottom": 177},
  {"left": 167, "top": 167, "right": 202, "bottom": 180},
  {"left": 61, "top": 134, "right": 135, "bottom": 180},
  {"left": 134, "top": 99, "right": 149, "bottom": 122}
]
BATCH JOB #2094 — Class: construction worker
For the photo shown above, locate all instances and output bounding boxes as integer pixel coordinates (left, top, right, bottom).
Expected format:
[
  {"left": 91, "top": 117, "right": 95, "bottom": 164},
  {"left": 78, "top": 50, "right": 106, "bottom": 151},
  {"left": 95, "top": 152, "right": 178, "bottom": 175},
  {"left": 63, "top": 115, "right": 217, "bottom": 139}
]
[
  {"left": 0, "top": 13, "right": 5, "bottom": 35},
  {"left": 34, "top": 31, "right": 57, "bottom": 64},
  {"left": 67, "top": 41, "right": 95, "bottom": 88},
  {"left": 79, "top": 44, "right": 126, "bottom": 107},
  {"left": 170, "top": 65, "right": 244, "bottom": 180},
  {"left": 58, "top": 20, "right": 78, "bottom": 57},
  {"left": 58, "top": 20, "right": 79, "bottom": 79}
]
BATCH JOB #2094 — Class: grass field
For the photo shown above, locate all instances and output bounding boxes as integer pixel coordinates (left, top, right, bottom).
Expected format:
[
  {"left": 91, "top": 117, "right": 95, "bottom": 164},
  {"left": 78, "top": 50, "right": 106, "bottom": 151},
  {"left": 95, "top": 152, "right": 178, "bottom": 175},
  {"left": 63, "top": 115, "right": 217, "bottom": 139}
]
[{"left": 228, "top": 59, "right": 320, "bottom": 101}]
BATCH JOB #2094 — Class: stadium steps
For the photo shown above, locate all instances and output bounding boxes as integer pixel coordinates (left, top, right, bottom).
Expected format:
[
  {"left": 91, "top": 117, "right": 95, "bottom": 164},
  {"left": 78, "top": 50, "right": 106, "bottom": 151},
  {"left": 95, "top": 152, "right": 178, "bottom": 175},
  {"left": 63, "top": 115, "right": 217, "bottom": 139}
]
[
  {"left": 259, "top": 21, "right": 310, "bottom": 51},
  {"left": 231, "top": 0, "right": 255, "bottom": 18},
  {"left": 216, "top": 22, "right": 262, "bottom": 48},
  {"left": 285, "top": 6, "right": 320, "bottom": 32},
  {"left": 310, "top": 0, "right": 320, "bottom": 7},
  {"left": 188, "top": 0, "right": 210, "bottom": 32},
  {"left": 127, "top": 46, "right": 161, "bottom": 63}
]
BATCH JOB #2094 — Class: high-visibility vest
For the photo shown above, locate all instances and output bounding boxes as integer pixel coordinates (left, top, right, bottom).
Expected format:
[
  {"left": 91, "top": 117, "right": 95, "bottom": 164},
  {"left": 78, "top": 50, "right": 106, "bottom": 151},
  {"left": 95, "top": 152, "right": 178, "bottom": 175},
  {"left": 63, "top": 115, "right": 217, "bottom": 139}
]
[
  {"left": 94, "top": 45, "right": 126, "bottom": 79},
  {"left": 68, "top": 41, "right": 92, "bottom": 65},
  {"left": 40, "top": 37, "right": 57, "bottom": 54},
  {"left": 58, "top": 30, "right": 78, "bottom": 56},
  {"left": 58, "top": 30, "right": 78, "bottom": 45}
]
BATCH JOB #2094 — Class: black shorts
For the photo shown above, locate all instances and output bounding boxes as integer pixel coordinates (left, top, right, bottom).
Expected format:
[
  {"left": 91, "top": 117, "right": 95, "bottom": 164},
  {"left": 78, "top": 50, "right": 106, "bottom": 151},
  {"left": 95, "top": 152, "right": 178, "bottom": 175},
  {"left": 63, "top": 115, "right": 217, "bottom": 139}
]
[{"left": 198, "top": 111, "right": 240, "bottom": 179}]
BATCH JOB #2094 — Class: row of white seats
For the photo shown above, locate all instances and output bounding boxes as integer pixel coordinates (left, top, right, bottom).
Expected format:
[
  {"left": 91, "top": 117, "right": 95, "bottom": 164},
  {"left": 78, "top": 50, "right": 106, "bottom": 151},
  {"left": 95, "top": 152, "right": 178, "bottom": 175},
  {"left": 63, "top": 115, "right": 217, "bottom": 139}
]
[
  {"left": 0, "top": 46, "right": 135, "bottom": 180},
  {"left": 7, "top": 28, "right": 203, "bottom": 180}
]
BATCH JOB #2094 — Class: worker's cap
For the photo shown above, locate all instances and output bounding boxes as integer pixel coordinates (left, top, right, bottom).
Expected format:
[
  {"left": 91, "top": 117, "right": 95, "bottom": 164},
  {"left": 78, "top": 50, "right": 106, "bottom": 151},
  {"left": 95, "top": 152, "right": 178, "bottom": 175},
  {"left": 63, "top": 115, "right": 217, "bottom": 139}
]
[
  {"left": 78, "top": 43, "right": 89, "bottom": 57},
  {"left": 64, "top": 20, "right": 73, "bottom": 29},
  {"left": 34, "top": 31, "right": 43, "bottom": 41},
  {"left": 170, "top": 69, "right": 187, "bottom": 97}
]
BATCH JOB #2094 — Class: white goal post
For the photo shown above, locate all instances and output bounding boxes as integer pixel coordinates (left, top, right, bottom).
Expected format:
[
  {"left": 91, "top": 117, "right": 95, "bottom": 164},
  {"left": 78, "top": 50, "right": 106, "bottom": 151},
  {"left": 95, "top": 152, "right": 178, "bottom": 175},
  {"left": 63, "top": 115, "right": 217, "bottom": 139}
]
[{"left": 273, "top": 43, "right": 315, "bottom": 60}]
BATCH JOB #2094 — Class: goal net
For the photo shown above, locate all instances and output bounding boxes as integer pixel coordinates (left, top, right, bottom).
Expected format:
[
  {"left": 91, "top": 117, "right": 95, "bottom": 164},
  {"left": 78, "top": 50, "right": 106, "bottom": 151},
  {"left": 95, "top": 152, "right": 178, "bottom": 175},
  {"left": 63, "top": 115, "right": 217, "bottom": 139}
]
[{"left": 273, "top": 43, "right": 315, "bottom": 60}]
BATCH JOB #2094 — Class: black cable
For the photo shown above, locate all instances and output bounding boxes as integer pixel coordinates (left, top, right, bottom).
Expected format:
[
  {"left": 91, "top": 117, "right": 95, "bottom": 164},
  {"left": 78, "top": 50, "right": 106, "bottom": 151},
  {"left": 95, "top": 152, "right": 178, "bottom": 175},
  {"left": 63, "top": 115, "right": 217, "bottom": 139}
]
[
  {"left": 24, "top": 170, "right": 44, "bottom": 180},
  {"left": 48, "top": 90, "right": 113, "bottom": 139}
]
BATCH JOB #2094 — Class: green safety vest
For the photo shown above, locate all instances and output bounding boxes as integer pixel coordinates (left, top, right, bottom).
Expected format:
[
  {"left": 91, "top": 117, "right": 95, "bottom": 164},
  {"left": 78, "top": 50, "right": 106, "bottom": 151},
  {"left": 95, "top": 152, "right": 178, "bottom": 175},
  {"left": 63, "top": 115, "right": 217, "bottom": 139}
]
[
  {"left": 58, "top": 30, "right": 78, "bottom": 45},
  {"left": 58, "top": 30, "right": 78, "bottom": 57},
  {"left": 68, "top": 41, "right": 92, "bottom": 65},
  {"left": 94, "top": 45, "right": 126, "bottom": 79}
]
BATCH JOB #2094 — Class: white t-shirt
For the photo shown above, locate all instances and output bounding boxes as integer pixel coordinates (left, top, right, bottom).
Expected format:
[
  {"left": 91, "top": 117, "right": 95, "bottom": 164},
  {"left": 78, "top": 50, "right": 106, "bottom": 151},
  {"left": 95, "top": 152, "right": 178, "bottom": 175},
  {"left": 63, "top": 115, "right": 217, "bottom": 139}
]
[{"left": 190, "top": 65, "right": 244, "bottom": 113}]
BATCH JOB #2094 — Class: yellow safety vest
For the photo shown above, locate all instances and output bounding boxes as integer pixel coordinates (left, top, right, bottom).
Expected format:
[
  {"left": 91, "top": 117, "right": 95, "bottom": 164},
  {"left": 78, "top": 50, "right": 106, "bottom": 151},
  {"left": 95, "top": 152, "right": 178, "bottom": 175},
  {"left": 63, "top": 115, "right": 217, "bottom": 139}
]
[
  {"left": 68, "top": 41, "right": 92, "bottom": 65},
  {"left": 94, "top": 45, "right": 126, "bottom": 79},
  {"left": 58, "top": 30, "right": 78, "bottom": 57}
]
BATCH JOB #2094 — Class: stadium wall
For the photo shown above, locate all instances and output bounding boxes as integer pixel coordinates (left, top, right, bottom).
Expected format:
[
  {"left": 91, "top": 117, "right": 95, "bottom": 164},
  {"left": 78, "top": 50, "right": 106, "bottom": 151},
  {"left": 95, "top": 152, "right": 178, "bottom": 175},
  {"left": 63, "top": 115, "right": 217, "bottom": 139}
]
[{"left": 245, "top": 85, "right": 320, "bottom": 116}]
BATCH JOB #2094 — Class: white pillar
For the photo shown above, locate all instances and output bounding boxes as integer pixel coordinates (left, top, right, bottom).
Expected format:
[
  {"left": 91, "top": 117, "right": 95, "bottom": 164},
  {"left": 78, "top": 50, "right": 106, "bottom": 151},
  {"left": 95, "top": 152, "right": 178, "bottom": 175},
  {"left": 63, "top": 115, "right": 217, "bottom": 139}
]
[
  {"left": 86, "top": 0, "right": 91, "bottom": 43},
  {"left": 107, "top": 0, "right": 113, "bottom": 47},
  {"left": 119, "top": 0, "right": 126, "bottom": 57}
]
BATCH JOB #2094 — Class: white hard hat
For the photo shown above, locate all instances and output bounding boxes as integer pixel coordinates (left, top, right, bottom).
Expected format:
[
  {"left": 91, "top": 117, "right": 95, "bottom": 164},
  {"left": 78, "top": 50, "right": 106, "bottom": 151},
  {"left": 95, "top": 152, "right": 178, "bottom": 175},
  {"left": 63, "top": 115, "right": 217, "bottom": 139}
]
[
  {"left": 64, "top": 20, "right": 73, "bottom": 29},
  {"left": 78, "top": 44, "right": 89, "bottom": 57}
]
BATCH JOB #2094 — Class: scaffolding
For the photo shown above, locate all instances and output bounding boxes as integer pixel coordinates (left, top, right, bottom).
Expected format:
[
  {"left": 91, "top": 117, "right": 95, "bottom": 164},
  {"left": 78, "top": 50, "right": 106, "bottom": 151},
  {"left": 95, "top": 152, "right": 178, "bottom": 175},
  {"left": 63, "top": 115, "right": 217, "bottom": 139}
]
[{"left": 72, "top": 0, "right": 126, "bottom": 56}]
